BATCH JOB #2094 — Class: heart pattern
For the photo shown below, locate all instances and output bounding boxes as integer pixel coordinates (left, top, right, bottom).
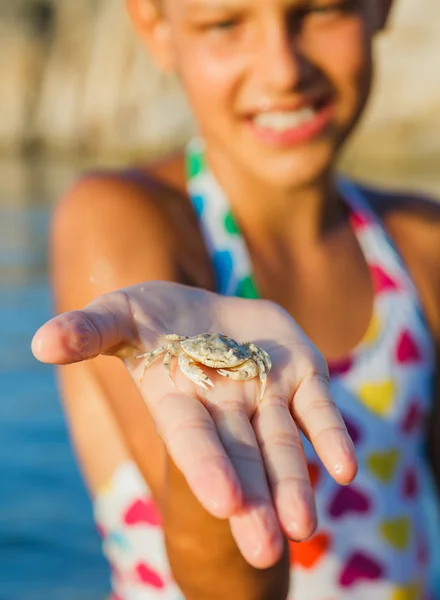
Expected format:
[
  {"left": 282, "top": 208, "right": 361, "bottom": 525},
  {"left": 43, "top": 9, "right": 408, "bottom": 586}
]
[
  {"left": 367, "top": 449, "right": 400, "bottom": 483},
  {"left": 370, "top": 264, "right": 399, "bottom": 293},
  {"left": 135, "top": 563, "right": 166, "bottom": 588},
  {"left": 396, "top": 331, "right": 422, "bottom": 364},
  {"left": 358, "top": 380, "right": 395, "bottom": 416},
  {"left": 401, "top": 400, "right": 425, "bottom": 435},
  {"left": 290, "top": 533, "right": 332, "bottom": 569},
  {"left": 124, "top": 498, "right": 161, "bottom": 527},
  {"left": 380, "top": 517, "right": 411, "bottom": 550},
  {"left": 391, "top": 580, "right": 421, "bottom": 600},
  {"left": 339, "top": 552, "right": 383, "bottom": 587},
  {"left": 362, "top": 313, "right": 381, "bottom": 346},
  {"left": 402, "top": 468, "right": 418, "bottom": 499},
  {"left": 307, "top": 462, "right": 321, "bottom": 490},
  {"left": 329, "top": 486, "right": 371, "bottom": 519},
  {"left": 341, "top": 413, "right": 362, "bottom": 445},
  {"left": 328, "top": 357, "right": 353, "bottom": 377}
]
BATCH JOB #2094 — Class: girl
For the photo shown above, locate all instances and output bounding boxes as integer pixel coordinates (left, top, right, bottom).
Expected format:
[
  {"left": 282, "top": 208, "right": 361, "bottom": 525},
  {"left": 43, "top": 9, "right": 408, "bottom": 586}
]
[{"left": 33, "top": 0, "right": 440, "bottom": 598}]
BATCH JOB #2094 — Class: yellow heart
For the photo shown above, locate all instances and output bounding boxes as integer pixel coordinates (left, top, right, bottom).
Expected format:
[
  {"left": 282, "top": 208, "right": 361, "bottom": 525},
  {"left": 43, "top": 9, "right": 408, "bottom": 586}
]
[
  {"left": 362, "top": 313, "right": 381, "bottom": 346},
  {"left": 367, "top": 449, "right": 400, "bottom": 483},
  {"left": 392, "top": 580, "right": 421, "bottom": 600},
  {"left": 380, "top": 517, "right": 411, "bottom": 551},
  {"left": 358, "top": 381, "right": 395, "bottom": 416}
]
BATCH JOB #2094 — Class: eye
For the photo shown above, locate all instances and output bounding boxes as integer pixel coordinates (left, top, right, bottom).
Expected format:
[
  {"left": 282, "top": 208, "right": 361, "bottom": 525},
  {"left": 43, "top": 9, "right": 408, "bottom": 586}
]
[{"left": 208, "top": 18, "right": 239, "bottom": 31}]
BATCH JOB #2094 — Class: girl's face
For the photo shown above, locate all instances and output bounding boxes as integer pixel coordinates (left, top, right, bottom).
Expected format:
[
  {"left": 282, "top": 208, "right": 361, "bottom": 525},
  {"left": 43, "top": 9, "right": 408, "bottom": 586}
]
[{"left": 131, "top": 0, "right": 384, "bottom": 188}]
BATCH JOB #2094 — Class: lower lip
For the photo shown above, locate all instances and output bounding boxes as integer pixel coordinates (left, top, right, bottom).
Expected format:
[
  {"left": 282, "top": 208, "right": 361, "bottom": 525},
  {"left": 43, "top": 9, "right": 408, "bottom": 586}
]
[{"left": 246, "top": 104, "right": 333, "bottom": 147}]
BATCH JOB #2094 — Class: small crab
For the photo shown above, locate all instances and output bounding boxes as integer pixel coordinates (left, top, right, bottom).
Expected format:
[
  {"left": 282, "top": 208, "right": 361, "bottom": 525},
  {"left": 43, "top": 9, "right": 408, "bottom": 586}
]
[{"left": 136, "top": 332, "right": 272, "bottom": 400}]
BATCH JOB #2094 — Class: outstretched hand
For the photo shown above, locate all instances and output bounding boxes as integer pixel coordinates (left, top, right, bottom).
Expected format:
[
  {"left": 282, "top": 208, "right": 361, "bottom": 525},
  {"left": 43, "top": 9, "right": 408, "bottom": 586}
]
[{"left": 32, "top": 281, "right": 357, "bottom": 568}]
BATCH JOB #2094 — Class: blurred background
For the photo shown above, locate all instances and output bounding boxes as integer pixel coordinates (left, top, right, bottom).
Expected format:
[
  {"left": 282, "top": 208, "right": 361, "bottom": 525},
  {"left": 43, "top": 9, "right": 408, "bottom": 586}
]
[{"left": 0, "top": 0, "right": 439, "bottom": 598}]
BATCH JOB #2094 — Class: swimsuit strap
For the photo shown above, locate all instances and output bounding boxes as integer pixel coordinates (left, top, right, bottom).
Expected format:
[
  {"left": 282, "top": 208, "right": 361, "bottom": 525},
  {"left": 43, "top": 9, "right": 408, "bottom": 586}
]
[{"left": 185, "top": 139, "right": 426, "bottom": 331}]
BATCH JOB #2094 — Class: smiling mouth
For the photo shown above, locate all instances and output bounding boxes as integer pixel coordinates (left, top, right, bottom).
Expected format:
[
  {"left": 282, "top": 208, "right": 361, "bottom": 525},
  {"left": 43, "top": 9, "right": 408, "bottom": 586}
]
[{"left": 246, "top": 95, "right": 334, "bottom": 145}]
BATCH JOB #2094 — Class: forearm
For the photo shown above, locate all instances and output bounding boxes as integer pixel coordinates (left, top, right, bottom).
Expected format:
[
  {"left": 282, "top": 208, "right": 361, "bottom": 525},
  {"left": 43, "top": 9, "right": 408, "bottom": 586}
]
[{"left": 161, "top": 457, "right": 290, "bottom": 600}]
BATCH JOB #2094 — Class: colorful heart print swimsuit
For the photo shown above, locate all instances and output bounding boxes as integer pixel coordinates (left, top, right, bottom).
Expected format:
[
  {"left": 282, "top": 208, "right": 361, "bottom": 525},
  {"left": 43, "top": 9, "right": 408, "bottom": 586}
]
[{"left": 94, "top": 139, "right": 439, "bottom": 600}]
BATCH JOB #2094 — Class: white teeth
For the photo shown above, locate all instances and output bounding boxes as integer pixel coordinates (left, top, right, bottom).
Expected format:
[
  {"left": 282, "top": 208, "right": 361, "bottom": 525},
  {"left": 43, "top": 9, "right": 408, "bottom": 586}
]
[{"left": 253, "top": 107, "right": 316, "bottom": 131}]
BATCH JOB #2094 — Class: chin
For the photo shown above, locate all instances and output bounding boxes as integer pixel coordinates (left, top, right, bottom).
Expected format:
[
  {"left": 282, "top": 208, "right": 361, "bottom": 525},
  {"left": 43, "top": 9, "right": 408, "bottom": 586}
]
[{"left": 246, "top": 142, "right": 336, "bottom": 190}]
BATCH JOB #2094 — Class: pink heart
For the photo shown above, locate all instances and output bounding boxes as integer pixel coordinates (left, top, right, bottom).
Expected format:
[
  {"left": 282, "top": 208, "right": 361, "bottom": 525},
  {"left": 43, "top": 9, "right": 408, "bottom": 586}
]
[
  {"left": 329, "top": 486, "right": 371, "bottom": 519},
  {"left": 341, "top": 414, "right": 362, "bottom": 445},
  {"left": 417, "top": 536, "right": 429, "bottom": 566},
  {"left": 401, "top": 400, "right": 425, "bottom": 435},
  {"left": 328, "top": 357, "right": 353, "bottom": 377},
  {"left": 370, "top": 265, "right": 399, "bottom": 294},
  {"left": 403, "top": 468, "right": 418, "bottom": 499},
  {"left": 396, "top": 331, "right": 422, "bottom": 363},
  {"left": 135, "top": 563, "right": 165, "bottom": 589},
  {"left": 339, "top": 552, "right": 383, "bottom": 587},
  {"left": 124, "top": 498, "right": 161, "bottom": 527}
]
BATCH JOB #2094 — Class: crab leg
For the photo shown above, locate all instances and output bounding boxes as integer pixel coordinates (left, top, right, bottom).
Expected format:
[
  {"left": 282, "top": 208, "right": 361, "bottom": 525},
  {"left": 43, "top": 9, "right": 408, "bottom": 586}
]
[
  {"left": 137, "top": 342, "right": 180, "bottom": 382},
  {"left": 244, "top": 343, "right": 272, "bottom": 372},
  {"left": 219, "top": 355, "right": 269, "bottom": 400},
  {"left": 163, "top": 350, "right": 177, "bottom": 387},
  {"left": 254, "top": 356, "right": 268, "bottom": 401},
  {"left": 137, "top": 345, "right": 169, "bottom": 381},
  {"left": 166, "top": 334, "right": 189, "bottom": 342},
  {"left": 178, "top": 352, "right": 214, "bottom": 391}
]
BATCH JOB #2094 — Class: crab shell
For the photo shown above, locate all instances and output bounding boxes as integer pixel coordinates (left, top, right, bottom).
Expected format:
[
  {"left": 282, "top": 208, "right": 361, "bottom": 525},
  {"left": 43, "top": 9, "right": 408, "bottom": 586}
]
[{"left": 179, "top": 333, "right": 250, "bottom": 368}]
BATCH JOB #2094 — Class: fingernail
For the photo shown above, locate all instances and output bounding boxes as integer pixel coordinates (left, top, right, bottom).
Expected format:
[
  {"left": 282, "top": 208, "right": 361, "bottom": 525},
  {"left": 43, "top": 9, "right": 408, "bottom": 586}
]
[
  {"left": 34, "top": 337, "right": 43, "bottom": 354},
  {"left": 334, "top": 433, "right": 357, "bottom": 481}
]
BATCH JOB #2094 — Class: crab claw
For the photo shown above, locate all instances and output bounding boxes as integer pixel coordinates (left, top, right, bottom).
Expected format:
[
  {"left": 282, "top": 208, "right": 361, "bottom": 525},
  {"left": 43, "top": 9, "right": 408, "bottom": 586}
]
[{"left": 178, "top": 353, "right": 214, "bottom": 390}]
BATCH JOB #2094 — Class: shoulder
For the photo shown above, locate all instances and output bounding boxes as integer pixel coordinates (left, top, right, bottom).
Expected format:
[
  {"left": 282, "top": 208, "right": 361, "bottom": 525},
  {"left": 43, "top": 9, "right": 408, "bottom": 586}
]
[
  {"left": 361, "top": 183, "right": 440, "bottom": 337},
  {"left": 51, "top": 153, "right": 214, "bottom": 311}
]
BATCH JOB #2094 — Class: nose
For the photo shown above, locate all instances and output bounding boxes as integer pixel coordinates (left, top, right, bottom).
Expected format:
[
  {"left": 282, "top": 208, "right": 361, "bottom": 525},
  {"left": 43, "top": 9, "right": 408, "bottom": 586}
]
[{"left": 257, "top": 21, "right": 311, "bottom": 94}]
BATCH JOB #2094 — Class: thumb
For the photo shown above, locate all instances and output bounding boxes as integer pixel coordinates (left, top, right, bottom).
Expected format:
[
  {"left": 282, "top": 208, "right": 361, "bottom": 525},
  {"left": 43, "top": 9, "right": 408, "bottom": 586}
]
[{"left": 32, "top": 292, "right": 138, "bottom": 365}]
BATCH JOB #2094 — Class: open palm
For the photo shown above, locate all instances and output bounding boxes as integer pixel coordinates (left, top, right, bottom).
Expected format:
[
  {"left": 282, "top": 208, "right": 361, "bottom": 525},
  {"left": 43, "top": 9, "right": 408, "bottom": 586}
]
[{"left": 32, "top": 281, "right": 357, "bottom": 568}]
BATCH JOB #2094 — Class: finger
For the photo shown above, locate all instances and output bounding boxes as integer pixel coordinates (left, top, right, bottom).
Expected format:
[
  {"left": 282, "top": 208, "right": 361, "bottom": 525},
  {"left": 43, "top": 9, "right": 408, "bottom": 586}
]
[
  {"left": 31, "top": 292, "right": 138, "bottom": 365},
  {"left": 292, "top": 371, "right": 358, "bottom": 485},
  {"left": 252, "top": 397, "right": 317, "bottom": 542},
  {"left": 151, "top": 392, "right": 242, "bottom": 519},
  {"left": 207, "top": 399, "right": 284, "bottom": 569}
]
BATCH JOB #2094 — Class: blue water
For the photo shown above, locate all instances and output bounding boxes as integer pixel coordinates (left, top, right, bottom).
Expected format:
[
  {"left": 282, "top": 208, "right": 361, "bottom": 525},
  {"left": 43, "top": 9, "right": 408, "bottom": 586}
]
[{"left": 0, "top": 194, "right": 110, "bottom": 600}]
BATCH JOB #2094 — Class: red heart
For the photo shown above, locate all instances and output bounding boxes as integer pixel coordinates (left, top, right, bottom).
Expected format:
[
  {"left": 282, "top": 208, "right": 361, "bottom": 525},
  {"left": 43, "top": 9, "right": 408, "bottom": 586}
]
[
  {"left": 135, "top": 563, "right": 165, "bottom": 588},
  {"left": 370, "top": 265, "right": 399, "bottom": 294},
  {"left": 290, "top": 532, "right": 331, "bottom": 569},
  {"left": 124, "top": 498, "right": 161, "bottom": 527},
  {"left": 308, "top": 462, "right": 320, "bottom": 490}
]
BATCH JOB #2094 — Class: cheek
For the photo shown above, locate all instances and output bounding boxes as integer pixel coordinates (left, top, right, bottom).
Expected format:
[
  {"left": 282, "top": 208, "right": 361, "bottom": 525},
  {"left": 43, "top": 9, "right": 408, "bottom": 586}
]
[
  {"left": 309, "top": 20, "right": 371, "bottom": 93},
  {"left": 172, "top": 36, "right": 246, "bottom": 119}
]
